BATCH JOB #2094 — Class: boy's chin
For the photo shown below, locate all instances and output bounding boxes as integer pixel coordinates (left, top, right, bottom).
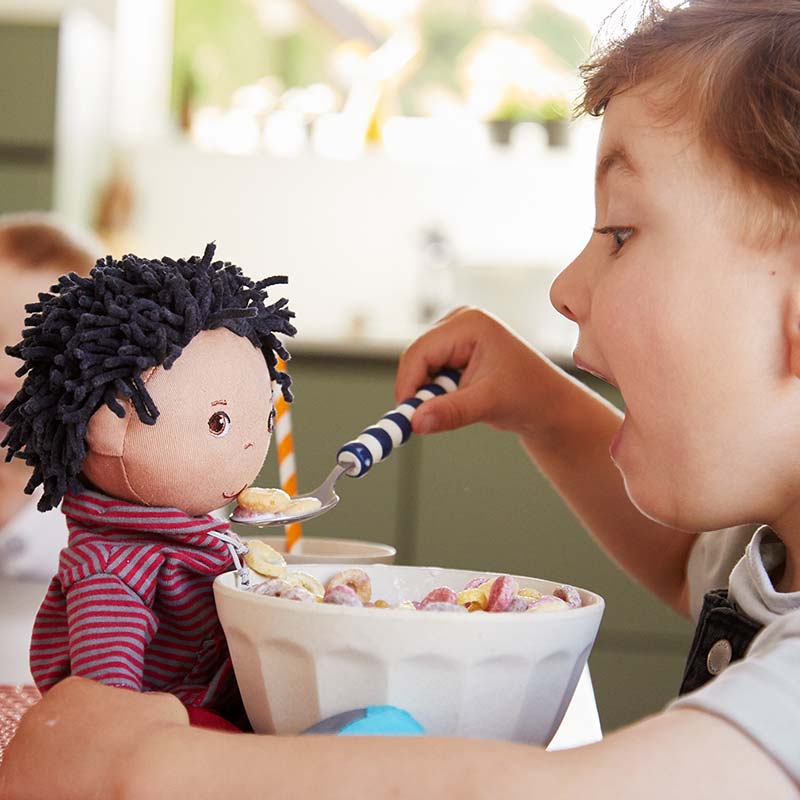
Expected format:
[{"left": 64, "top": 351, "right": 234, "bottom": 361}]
[
  {"left": 627, "top": 484, "right": 737, "bottom": 534},
  {"left": 621, "top": 475, "right": 699, "bottom": 532}
]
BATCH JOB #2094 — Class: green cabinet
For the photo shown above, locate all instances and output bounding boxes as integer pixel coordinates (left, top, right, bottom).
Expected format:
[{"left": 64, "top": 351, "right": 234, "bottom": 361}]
[
  {"left": 0, "top": 161, "right": 53, "bottom": 214},
  {"left": 0, "top": 24, "right": 59, "bottom": 147},
  {"left": 234, "top": 353, "right": 694, "bottom": 732},
  {"left": 0, "top": 22, "right": 59, "bottom": 212}
]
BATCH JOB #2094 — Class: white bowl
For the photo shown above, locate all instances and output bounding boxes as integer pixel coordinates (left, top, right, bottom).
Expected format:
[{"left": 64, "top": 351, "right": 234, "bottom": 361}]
[
  {"left": 214, "top": 564, "right": 604, "bottom": 745},
  {"left": 243, "top": 535, "right": 395, "bottom": 565}
]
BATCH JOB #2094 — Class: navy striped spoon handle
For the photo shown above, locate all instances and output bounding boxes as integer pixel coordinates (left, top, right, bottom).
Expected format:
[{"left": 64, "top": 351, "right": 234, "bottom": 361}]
[{"left": 337, "top": 369, "right": 461, "bottom": 478}]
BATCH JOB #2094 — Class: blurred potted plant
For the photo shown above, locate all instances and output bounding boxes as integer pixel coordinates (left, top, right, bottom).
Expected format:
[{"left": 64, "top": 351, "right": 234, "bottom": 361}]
[
  {"left": 459, "top": 32, "right": 575, "bottom": 148},
  {"left": 488, "top": 89, "right": 537, "bottom": 145},
  {"left": 531, "top": 95, "right": 572, "bottom": 147},
  {"left": 487, "top": 91, "right": 571, "bottom": 147}
]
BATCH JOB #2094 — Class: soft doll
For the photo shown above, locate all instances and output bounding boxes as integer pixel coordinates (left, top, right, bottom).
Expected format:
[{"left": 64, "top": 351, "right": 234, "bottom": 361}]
[{"left": 0, "top": 242, "right": 295, "bottom": 729}]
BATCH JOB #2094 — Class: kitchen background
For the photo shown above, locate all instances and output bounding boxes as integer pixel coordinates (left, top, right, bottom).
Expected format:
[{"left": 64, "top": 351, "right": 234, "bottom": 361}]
[{"left": 0, "top": 0, "right": 692, "bottom": 733}]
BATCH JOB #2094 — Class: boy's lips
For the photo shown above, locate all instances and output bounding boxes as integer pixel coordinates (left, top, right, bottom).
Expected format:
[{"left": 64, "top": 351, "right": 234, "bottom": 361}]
[
  {"left": 610, "top": 421, "right": 625, "bottom": 459},
  {"left": 572, "top": 354, "right": 616, "bottom": 387}
]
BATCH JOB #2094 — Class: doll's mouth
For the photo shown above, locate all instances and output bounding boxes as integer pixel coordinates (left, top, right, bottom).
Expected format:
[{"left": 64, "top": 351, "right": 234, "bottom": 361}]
[{"left": 223, "top": 484, "right": 248, "bottom": 500}]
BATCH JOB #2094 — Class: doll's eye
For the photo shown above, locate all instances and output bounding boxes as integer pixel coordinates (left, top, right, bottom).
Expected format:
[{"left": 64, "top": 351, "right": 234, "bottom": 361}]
[
  {"left": 208, "top": 411, "right": 231, "bottom": 437},
  {"left": 267, "top": 408, "right": 276, "bottom": 433}
]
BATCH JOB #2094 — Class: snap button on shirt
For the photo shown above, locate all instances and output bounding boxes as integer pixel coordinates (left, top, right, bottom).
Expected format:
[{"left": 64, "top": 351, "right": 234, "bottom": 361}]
[
  {"left": 706, "top": 638, "right": 733, "bottom": 675},
  {"left": 679, "top": 589, "right": 763, "bottom": 696}
]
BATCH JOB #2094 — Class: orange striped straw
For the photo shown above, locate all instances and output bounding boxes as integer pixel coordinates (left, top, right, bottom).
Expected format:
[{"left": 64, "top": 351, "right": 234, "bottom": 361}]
[{"left": 275, "top": 358, "right": 303, "bottom": 553}]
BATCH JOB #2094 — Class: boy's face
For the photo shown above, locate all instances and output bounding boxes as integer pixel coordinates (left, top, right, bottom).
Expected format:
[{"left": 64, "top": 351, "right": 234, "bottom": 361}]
[{"left": 550, "top": 84, "right": 800, "bottom": 532}]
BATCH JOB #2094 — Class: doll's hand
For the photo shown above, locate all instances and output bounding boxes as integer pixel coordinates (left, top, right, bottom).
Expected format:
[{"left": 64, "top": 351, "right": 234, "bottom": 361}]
[
  {"left": 0, "top": 677, "right": 189, "bottom": 800},
  {"left": 395, "top": 307, "right": 559, "bottom": 437}
]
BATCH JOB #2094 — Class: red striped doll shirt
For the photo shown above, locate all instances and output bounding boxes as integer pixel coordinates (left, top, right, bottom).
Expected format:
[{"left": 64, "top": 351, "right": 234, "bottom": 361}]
[{"left": 29, "top": 490, "right": 246, "bottom": 720}]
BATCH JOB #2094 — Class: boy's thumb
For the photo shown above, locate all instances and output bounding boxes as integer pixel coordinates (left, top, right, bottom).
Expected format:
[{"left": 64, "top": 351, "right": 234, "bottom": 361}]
[{"left": 413, "top": 389, "right": 482, "bottom": 434}]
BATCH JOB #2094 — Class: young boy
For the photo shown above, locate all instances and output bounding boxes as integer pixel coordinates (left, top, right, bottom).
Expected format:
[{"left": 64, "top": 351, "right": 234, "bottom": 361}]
[{"left": 2, "top": 1, "right": 798, "bottom": 797}]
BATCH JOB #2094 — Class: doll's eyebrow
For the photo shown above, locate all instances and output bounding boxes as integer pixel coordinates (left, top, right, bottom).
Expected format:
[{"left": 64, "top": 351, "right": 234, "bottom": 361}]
[{"left": 211, "top": 400, "right": 227, "bottom": 406}]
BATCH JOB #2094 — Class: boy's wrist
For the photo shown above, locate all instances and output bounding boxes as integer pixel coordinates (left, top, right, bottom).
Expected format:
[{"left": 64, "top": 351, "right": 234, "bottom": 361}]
[
  {"left": 117, "top": 720, "right": 192, "bottom": 800},
  {"left": 514, "top": 359, "right": 581, "bottom": 443}
]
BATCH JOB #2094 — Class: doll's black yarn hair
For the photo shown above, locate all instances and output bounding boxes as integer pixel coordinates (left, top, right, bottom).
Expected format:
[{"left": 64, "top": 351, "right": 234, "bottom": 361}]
[{"left": 0, "top": 242, "right": 296, "bottom": 511}]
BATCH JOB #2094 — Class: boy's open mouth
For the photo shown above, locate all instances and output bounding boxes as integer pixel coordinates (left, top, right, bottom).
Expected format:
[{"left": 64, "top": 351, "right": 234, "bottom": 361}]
[{"left": 223, "top": 484, "right": 248, "bottom": 500}]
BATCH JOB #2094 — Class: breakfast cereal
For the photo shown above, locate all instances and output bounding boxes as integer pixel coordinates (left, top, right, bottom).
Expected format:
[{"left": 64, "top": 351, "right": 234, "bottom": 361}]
[
  {"left": 246, "top": 566, "right": 583, "bottom": 616},
  {"left": 237, "top": 487, "right": 292, "bottom": 514},
  {"left": 244, "top": 540, "right": 287, "bottom": 578},
  {"left": 234, "top": 487, "right": 322, "bottom": 520},
  {"left": 325, "top": 568, "right": 372, "bottom": 604}
]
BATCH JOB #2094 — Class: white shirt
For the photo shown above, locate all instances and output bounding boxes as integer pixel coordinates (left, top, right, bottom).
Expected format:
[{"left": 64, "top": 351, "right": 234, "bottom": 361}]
[
  {"left": 670, "top": 525, "right": 800, "bottom": 784},
  {"left": 0, "top": 494, "right": 66, "bottom": 683},
  {"left": 0, "top": 491, "right": 65, "bottom": 580}
]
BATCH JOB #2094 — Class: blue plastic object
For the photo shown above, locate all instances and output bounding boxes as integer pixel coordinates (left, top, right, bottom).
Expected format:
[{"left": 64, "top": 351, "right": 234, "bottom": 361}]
[{"left": 303, "top": 706, "right": 425, "bottom": 736}]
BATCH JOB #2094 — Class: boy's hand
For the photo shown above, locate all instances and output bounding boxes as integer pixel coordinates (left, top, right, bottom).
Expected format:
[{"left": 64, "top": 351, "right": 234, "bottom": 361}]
[
  {"left": 396, "top": 307, "right": 559, "bottom": 437},
  {"left": 0, "top": 676, "right": 189, "bottom": 800}
]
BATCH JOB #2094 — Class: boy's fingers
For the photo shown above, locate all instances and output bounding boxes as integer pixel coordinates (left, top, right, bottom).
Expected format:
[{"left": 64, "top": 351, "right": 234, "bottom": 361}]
[
  {"left": 412, "top": 383, "right": 488, "bottom": 434},
  {"left": 395, "top": 333, "right": 479, "bottom": 403},
  {"left": 395, "top": 348, "right": 434, "bottom": 404}
]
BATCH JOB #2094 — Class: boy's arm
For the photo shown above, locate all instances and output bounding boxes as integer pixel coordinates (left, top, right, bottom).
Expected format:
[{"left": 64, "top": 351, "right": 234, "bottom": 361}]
[
  {"left": 396, "top": 309, "right": 696, "bottom": 616},
  {"left": 131, "top": 709, "right": 796, "bottom": 800},
  {"left": 2, "top": 678, "right": 795, "bottom": 800}
]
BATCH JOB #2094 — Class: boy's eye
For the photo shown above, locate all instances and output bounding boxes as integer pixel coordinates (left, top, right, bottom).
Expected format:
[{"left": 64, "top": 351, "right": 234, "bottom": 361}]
[
  {"left": 267, "top": 408, "right": 276, "bottom": 433},
  {"left": 208, "top": 410, "right": 231, "bottom": 437},
  {"left": 593, "top": 226, "right": 634, "bottom": 254}
]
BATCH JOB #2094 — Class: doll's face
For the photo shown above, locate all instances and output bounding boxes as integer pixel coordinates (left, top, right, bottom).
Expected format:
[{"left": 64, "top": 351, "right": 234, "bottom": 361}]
[{"left": 83, "top": 327, "right": 274, "bottom": 516}]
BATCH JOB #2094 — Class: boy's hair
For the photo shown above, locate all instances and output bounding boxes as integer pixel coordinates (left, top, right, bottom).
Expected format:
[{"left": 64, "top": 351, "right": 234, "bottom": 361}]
[
  {"left": 578, "top": 0, "right": 800, "bottom": 246},
  {"left": 0, "top": 212, "right": 100, "bottom": 275},
  {"left": 0, "top": 242, "right": 296, "bottom": 511}
]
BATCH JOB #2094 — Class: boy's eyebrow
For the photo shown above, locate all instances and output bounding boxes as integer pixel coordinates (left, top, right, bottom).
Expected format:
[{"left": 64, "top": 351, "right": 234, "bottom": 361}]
[
  {"left": 211, "top": 400, "right": 227, "bottom": 406},
  {"left": 596, "top": 146, "right": 640, "bottom": 188}
]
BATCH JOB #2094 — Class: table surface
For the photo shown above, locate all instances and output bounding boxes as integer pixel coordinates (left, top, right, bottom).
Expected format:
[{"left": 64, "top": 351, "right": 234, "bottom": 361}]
[{"left": 0, "top": 685, "right": 39, "bottom": 763}]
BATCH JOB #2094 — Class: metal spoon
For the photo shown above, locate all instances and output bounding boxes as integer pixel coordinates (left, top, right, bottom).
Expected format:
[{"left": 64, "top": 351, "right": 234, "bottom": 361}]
[{"left": 229, "top": 369, "right": 461, "bottom": 528}]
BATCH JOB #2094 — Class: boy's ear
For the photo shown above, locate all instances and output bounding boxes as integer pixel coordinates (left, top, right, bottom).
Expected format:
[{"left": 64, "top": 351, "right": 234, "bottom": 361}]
[{"left": 788, "top": 287, "right": 800, "bottom": 379}]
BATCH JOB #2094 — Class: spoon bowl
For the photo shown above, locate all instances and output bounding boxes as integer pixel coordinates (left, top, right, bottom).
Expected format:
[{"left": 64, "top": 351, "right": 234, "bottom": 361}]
[{"left": 230, "top": 464, "right": 347, "bottom": 527}]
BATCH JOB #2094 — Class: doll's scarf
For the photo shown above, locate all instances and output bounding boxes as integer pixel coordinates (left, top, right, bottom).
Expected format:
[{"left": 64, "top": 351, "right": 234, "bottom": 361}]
[{"left": 29, "top": 490, "right": 246, "bottom": 713}]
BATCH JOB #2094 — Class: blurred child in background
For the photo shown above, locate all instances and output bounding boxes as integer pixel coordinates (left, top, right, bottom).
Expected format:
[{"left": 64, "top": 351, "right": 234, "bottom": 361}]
[{"left": 0, "top": 213, "right": 101, "bottom": 681}]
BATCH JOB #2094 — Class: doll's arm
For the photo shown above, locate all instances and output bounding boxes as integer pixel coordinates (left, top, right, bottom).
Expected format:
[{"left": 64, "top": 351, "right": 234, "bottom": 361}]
[{"left": 63, "top": 573, "right": 158, "bottom": 691}]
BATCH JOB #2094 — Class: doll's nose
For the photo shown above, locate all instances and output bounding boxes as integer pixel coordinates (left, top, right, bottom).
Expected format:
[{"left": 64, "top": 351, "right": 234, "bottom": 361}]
[{"left": 244, "top": 442, "right": 254, "bottom": 450}]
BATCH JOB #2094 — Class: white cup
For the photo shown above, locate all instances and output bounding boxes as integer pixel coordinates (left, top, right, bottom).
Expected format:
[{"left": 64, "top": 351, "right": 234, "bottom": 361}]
[{"left": 245, "top": 535, "right": 396, "bottom": 565}]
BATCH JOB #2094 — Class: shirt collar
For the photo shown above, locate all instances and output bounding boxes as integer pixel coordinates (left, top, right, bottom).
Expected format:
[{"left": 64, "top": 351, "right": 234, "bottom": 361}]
[
  {"left": 729, "top": 525, "right": 800, "bottom": 623},
  {"left": 62, "top": 489, "right": 234, "bottom": 548}
]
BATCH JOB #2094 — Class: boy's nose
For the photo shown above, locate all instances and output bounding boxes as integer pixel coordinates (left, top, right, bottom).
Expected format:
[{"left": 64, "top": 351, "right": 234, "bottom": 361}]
[{"left": 549, "top": 265, "right": 580, "bottom": 323}]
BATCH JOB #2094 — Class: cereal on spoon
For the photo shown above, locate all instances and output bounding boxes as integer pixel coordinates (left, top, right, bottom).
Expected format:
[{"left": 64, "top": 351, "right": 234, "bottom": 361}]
[{"left": 234, "top": 486, "right": 322, "bottom": 520}]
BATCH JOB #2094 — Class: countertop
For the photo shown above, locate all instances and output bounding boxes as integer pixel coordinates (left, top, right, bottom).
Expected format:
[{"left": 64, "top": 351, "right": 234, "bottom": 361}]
[{"left": 286, "top": 330, "right": 575, "bottom": 368}]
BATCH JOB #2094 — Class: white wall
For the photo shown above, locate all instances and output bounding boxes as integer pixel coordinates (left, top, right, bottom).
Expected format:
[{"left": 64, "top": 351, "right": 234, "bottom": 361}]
[{"left": 127, "top": 123, "right": 599, "bottom": 357}]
